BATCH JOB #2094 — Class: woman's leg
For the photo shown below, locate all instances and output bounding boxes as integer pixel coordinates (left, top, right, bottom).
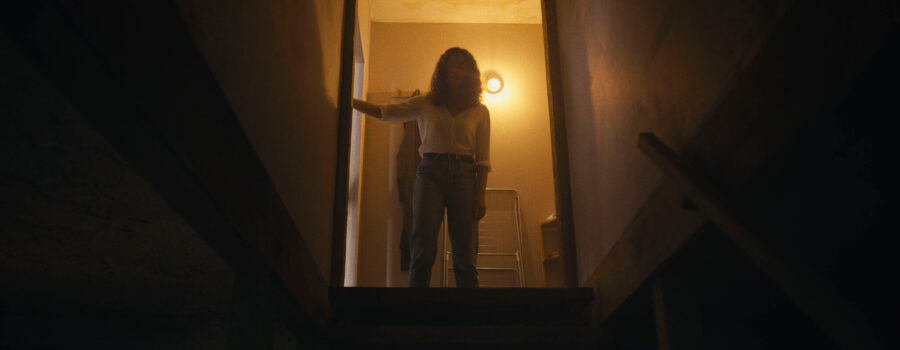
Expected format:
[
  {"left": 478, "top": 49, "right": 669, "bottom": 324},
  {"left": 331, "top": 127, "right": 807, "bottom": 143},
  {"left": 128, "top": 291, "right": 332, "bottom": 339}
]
[
  {"left": 408, "top": 159, "right": 446, "bottom": 287},
  {"left": 446, "top": 161, "right": 479, "bottom": 288}
]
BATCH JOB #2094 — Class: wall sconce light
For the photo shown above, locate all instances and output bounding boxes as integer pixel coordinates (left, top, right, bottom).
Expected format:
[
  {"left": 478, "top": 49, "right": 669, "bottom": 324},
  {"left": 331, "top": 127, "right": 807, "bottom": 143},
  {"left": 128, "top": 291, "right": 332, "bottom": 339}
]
[{"left": 483, "top": 71, "right": 504, "bottom": 94}]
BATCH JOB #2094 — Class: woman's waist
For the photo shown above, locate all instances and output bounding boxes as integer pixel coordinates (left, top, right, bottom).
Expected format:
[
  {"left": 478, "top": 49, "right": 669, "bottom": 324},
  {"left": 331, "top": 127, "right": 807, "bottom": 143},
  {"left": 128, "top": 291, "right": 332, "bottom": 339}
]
[{"left": 422, "top": 152, "right": 475, "bottom": 163}]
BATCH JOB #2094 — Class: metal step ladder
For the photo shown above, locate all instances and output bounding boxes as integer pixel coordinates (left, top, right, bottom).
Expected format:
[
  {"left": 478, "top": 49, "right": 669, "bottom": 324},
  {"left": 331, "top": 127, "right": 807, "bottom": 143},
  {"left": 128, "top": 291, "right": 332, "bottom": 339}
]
[{"left": 442, "top": 188, "right": 526, "bottom": 288}]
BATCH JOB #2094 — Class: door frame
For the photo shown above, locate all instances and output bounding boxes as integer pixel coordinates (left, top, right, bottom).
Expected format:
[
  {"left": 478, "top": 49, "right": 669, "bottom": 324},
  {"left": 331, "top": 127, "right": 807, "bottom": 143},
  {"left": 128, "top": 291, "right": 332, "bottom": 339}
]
[
  {"left": 330, "top": 0, "right": 357, "bottom": 287},
  {"left": 539, "top": 0, "right": 579, "bottom": 288},
  {"left": 330, "top": 0, "right": 579, "bottom": 288}
]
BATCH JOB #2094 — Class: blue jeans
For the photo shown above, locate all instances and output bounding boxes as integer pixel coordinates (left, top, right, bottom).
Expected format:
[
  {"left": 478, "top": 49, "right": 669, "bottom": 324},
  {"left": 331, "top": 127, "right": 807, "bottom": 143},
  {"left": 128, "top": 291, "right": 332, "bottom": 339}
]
[{"left": 408, "top": 154, "right": 479, "bottom": 288}]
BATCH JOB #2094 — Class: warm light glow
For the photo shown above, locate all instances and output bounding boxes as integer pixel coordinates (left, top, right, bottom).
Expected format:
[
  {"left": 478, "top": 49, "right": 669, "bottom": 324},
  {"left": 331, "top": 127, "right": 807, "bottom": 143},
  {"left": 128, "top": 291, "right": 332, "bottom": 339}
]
[
  {"left": 486, "top": 77, "right": 503, "bottom": 93},
  {"left": 483, "top": 80, "right": 510, "bottom": 107},
  {"left": 482, "top": 70, "right": 509, "bottom": 107}
]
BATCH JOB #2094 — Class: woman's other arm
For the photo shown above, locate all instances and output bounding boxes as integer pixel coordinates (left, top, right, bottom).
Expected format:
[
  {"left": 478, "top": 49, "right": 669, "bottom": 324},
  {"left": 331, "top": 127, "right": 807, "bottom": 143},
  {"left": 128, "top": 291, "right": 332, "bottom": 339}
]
[
  {"left": 474, "top": 167, "right": 488, "bottom": 220},
  {"left": 352, "top": 98, "right": 382, "bottom": 119},
  {"left": 474, "top": 108, "right": 491, "bottom": 220}
]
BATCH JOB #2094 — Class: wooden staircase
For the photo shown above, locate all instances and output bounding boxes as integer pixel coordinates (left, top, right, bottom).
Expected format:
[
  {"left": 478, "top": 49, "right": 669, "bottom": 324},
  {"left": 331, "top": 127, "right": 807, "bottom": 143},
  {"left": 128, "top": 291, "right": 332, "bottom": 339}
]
[{"left": 327, "top": 287, "right": 609, "bottom": 349}]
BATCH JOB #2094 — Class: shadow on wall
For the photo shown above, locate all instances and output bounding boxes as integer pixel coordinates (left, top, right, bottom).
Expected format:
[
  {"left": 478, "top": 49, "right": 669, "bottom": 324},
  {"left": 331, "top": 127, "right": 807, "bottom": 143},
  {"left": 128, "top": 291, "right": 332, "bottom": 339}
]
[{"left": 176, "top": 0, "right": 342, "bottom": 279}]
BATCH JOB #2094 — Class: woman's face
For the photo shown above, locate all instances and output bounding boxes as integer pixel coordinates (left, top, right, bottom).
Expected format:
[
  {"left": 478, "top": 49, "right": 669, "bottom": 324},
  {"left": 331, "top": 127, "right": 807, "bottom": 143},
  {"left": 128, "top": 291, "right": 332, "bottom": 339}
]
[{"left": 443, "top": 53, "right": 469, "bottom": 90}]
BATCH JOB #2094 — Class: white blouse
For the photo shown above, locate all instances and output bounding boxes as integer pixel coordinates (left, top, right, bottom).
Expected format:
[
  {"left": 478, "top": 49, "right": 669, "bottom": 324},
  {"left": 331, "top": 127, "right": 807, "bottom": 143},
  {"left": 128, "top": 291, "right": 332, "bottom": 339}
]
[{"left": 379, "top": 95, "right": 491, "bottom": 171}]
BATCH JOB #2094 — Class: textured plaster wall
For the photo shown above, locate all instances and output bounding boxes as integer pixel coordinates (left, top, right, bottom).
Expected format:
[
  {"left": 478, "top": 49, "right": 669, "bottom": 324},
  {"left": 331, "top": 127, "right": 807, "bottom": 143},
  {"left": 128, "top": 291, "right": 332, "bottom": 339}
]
[
  {"left": 555, "top": 0, "right": 790, "bottom": 284},
  {"left": 176, "top": 0, "right": 346, "bottom": 278}
]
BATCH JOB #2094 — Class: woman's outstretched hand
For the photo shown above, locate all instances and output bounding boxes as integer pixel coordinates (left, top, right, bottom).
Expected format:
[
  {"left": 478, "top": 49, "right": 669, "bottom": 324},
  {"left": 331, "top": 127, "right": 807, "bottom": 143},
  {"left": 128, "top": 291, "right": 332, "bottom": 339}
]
[{"left": 352, "top": 98, "right": 382, "bottom": 119}]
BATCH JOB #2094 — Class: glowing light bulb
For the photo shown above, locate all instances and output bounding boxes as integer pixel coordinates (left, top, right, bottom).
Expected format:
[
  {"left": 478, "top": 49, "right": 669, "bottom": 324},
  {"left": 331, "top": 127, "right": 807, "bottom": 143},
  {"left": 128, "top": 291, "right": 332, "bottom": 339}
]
[{"left": 486, "top": 77, "right": 503, "bottom": 94}]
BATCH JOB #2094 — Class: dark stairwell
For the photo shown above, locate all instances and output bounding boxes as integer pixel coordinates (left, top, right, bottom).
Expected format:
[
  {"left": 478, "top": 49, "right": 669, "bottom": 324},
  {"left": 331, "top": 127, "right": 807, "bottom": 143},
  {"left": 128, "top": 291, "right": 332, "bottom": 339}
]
[
  {"left": 327, "top": 287, "right": 602, "bottom": 348},
  {"left": 2, "top": 0, "right": 899, "bottom": 349}
]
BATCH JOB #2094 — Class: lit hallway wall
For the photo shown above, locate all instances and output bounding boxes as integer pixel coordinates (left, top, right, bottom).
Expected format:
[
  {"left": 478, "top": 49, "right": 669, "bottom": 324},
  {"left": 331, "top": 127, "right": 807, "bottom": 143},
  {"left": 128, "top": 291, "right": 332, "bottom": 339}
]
[
  {"left": 175, "top": 0, "right": 346, "bottom": 278},
  {"left": 554, "top": 0, "right": 790, "bottom": 284},
  {"left": 358, "top": 22, "right": 555, "bottom": 287}
]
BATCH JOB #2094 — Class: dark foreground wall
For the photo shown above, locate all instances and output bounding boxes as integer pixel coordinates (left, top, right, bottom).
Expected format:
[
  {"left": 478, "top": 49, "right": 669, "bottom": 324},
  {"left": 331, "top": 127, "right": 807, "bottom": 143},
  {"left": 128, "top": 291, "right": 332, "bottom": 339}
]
[
  {"left": 0, "top": 28, "right": 232, "bottom": 349},
  {"left": 176, "top": 0, "right": 345, "bottom": 279},
  {"left": 556, "top": 0, "right": 899, "bottom": 286},
  {"left": 2, "top": 0, "right": 348, "bottom": 347},
  {"left": 556, "top": 0, "right": 791, "bottom": 283}
]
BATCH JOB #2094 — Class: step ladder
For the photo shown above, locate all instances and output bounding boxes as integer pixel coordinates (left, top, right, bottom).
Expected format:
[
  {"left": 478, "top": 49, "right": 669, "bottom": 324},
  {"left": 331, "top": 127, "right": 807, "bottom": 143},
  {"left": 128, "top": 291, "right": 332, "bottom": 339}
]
[{"left": 442, "top": 189, "right": 527, "bottom": 288}]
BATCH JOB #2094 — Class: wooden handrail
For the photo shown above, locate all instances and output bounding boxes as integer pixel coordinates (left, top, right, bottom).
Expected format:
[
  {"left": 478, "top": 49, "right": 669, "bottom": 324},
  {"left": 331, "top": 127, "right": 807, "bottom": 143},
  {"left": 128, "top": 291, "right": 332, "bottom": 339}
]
[{"left": 637, "top": 132, "right": 882, "bottom": 350}]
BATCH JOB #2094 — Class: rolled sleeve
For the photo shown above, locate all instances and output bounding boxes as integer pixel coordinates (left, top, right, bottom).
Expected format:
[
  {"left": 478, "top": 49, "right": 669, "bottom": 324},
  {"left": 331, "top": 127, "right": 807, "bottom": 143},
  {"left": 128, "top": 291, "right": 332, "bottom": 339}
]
[
  {"left": 475, "top": 107, "right": 491, "bottom": 171},
  {"left": 380, "top": 95, "right": 426, "bottom": 124}
]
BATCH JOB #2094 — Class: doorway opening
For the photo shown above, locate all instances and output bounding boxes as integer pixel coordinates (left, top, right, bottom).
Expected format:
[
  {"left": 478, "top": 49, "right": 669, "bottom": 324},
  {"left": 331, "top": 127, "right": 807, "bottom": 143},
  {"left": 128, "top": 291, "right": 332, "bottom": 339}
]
[{"left": 339, "top": 0, "right": 576, "bottom": 288}]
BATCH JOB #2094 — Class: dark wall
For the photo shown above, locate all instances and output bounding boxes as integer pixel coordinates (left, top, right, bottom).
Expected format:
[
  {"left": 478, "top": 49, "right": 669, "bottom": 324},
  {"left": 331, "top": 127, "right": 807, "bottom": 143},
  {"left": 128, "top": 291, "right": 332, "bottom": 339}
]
[
  {"left": 0, "top": 30, "right": 232, "bottom": 349},
  {"left": 555, "top": 0, "right": 899, "bottom": 346},
  {"left": 555, "top": 0, "right": 791, "bottom": 283},
  {"left": 1, "top": 0, "right": 349, "bottom": 346},
  {"left": 176, "top": 0, "right": 346, "bottom": 278}
]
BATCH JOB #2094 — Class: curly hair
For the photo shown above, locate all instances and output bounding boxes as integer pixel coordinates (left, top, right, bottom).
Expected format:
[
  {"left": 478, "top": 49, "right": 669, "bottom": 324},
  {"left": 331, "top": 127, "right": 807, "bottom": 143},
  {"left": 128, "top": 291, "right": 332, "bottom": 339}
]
[{"left": 427, "top": 47, "right": 482, "bottom": 108}]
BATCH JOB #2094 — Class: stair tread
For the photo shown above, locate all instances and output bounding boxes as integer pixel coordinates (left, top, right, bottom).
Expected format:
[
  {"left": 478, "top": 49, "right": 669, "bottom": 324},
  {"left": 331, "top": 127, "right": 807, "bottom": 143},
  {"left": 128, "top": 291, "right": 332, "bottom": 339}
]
[
  {"left": 331, "top": 325, "right": 611, "bottom": 345},
  {"left": 330, "top": 287, "right": 594, "bottom": 326}
]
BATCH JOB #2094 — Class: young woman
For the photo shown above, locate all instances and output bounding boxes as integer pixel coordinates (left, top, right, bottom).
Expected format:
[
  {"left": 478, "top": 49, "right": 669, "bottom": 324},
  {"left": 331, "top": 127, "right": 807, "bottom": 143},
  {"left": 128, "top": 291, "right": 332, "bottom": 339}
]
[{"left": 352, "top": 47, "right": 490, "bottom": 288}]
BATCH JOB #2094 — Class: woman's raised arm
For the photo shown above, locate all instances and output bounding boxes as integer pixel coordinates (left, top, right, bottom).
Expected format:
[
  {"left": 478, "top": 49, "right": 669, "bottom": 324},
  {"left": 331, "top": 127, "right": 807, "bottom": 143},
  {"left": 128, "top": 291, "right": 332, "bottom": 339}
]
[{"left": 352, "top": 99, "right": 382, "bottom": 119}]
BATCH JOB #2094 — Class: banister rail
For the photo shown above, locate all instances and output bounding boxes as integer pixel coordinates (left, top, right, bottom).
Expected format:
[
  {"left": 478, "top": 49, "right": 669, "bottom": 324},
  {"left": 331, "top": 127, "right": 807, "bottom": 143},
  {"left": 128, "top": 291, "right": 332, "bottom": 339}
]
[{"left": 637, "top": 132, "right": 882, "bottom": 350}]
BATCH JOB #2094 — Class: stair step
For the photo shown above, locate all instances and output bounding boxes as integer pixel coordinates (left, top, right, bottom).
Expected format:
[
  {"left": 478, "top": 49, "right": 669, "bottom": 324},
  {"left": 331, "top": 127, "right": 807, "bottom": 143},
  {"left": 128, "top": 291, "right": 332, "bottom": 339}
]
[
  {"left": 329, "top": 287, "right": 594, "bottom": 326},
  {"left": 329, "top": 325, "right": 611, "bottom": 347}
]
